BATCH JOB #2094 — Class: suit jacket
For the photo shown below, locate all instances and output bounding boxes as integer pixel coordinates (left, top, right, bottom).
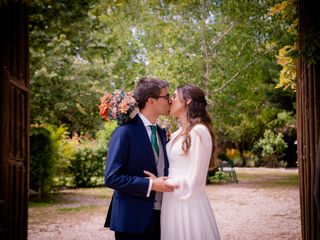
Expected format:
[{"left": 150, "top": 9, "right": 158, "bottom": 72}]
[{"left": 104, "top": 115, "right": 169, "bottom": 233}]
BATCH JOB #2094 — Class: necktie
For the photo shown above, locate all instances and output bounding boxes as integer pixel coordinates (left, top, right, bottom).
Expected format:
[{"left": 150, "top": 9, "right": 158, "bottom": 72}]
[{"left": 150, "top": 125, "right": 159, "bottom": 156}]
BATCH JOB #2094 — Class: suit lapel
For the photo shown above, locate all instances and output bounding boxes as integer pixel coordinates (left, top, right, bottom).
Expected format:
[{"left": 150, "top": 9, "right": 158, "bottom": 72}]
[{"left": 132, "top": 116, "right": 157, "bottom": 171}]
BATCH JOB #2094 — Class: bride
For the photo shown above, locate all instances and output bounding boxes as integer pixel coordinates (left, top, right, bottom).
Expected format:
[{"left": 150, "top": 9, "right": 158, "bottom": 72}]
[{"left": 160, "top": 84, "right": 220, "bottom": 240}]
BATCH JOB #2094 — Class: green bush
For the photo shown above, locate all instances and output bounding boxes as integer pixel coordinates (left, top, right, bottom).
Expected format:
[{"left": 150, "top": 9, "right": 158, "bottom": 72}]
[
  {"left": 46, "top": 125, "right": 76, "bottom": 187},
  {"left": 68, "top": 122, "right": 117, "bottom": 187},
  {"left": 30, "top": 122, "right": 117, "bottom": 189},
  {"left": 245, "top": 157, "right": 256, "bottom": 167},
  {"left": 252, "top": 130, "right": 288, "bottom": 167},
  {"left": 30, "top": 126, "right": 55, "bottom": 199},
  {"left": 96, "top": 121, "right": 118, "bottom": 152},
  {"left": 232, "top": 156, "right": 243, "bottom": 167},
  {"left": 69, "top": 143, "right": 105, "bottom": 187}
]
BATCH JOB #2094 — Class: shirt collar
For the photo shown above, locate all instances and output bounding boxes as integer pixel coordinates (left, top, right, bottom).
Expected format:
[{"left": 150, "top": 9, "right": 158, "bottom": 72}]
[{"left": 138, "top": 112, "right": 156, "bottom": 127}]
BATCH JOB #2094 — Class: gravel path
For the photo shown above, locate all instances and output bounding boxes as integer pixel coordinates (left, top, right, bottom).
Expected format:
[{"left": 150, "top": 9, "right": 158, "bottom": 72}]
[{"left": 28, "top": 168, "right": 301, "bottom": 240}]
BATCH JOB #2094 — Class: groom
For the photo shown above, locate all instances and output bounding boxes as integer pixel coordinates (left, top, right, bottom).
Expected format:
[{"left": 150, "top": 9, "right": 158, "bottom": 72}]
[{"left": 104, "top": 77, "right": 175, "bottom": 240}]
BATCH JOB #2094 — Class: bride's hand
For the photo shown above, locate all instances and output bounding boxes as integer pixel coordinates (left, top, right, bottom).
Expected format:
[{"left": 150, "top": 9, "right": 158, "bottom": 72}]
[{"left": 165, "top": 177, "right": 180, "bottom": 189}]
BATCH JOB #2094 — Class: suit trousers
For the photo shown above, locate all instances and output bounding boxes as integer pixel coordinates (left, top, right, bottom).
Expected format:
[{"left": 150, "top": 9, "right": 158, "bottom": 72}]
[{"left": 115, "top": 210, "right": 161, "bottom": 240}]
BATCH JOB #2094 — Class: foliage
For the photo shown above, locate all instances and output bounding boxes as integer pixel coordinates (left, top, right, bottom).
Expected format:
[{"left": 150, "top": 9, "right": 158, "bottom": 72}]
[
  {"left": 226, "top": 148, "right": 240, "bottom": 159},
  {"left": 46, "top": 124, "right": 72, "bottom": 171},
  {"left": 30, "top": 126, "right": 55, "bottom": 199},
  {"left": 225, "top": 148, "right": 243, "bottom": 166},
  {"left": 29, "top": 122, "right": 118, "bottom": 189},
  {"left": 252, "top": 130, "right": 288, "bottom": 167},
  {"left": 47, "top": 125, "right": 78, "bottom": 187},
  {"left": 30, "top": 124, "right": 77, "bottom": 193},
  {"left": 68, "top": 122, "right": 117, "bottom": 187},
  {"left": 275, "top": 45, "right": 296, "bottom": 90},
  {"left": 96, "top": 121, "right": 118, "bottom": 152},
  {"left": 29, "top": 0, "right": 296, "bottom": 172},
  {"left": 267, "top": 110, "right": 295, "bottom": 131},
  {"left": 269, "top": 0, "right": 297, "bottom": 91},
  {"left": 69, "top": 143, "right": 105, "bottom": 187},
  {"left": 29, "top": 0, "right": 119, "bottom": 135},
  {"left": 270, "top": 0, "right": 320, "bottom": 66}
]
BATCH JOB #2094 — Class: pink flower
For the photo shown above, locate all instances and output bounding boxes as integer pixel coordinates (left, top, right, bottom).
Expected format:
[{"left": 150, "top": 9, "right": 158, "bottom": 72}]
[{"left": 98, "top": 89, "right": 139, "bottom": 125}]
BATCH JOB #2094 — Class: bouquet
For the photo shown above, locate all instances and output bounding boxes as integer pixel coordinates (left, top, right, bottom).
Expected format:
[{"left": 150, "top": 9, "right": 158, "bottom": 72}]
[{"left": 98, "top": 89, "right": 139, "bottom": 125}]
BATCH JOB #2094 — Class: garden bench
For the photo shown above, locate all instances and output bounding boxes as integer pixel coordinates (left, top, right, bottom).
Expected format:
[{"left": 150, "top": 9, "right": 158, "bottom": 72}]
[{"left": 218, "top": 160, "right": 238, "bottom": 183}]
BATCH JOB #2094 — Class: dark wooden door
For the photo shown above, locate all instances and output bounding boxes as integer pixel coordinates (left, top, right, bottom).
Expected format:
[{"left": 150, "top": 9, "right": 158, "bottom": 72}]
[
  {"left": 0, "top": 1, "right": 30, "bottom": 239},
  {"left": 297, "top": 0, "right": 320, "bottom": 239}
]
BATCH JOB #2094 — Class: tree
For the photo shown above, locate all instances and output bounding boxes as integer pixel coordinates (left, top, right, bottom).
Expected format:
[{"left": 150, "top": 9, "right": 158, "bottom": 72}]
[{"left": 30, "top": 0, "right": 294, "bottom": 154}]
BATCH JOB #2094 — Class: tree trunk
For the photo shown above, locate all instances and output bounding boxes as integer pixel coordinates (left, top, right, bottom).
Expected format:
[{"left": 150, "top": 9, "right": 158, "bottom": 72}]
[
  {"left": 297, "top": 0, "right": 320, "bottom": 239},
  {"left": 200, "top": 0, "right": 210, "bottom": 94}
]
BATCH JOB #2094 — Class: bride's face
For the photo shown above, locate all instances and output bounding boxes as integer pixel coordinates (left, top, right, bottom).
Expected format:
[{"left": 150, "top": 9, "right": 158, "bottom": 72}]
[{"left": 169, "top": 90, "right": 187, "bottom": 117}]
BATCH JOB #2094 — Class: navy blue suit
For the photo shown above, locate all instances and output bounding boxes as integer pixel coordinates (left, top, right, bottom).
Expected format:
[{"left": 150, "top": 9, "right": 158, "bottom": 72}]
[{"left": 104, "top": 115, "right": 169, "bottom": 235}]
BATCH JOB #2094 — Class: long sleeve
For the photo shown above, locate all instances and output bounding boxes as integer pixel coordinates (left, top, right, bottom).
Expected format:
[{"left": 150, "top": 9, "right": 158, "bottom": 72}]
[
  {"left": 166, "top": 124, "right": 212, "bottom": 200},
  {"left": 104, "top": 127, "right": 150, "bottom": 197}
]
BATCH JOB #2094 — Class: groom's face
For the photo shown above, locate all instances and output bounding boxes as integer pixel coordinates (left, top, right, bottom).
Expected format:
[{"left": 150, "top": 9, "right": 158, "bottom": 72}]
[{"left": 153, "top": 87, "right": 171, "bottom": 116}]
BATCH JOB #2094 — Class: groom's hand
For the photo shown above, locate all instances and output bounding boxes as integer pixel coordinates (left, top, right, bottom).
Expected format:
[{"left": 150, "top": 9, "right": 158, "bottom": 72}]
[
  {"left": 144, "top": 171, "right": 176, "bottom": 192},
  {"left": 152, "top": 177, "right": 176, "bottom": 192}
]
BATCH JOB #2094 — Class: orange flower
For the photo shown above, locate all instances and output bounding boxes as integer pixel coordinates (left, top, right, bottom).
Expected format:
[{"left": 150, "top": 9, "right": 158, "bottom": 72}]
[
  {"left": 98, "top": 89, "right": 139, "bottom": 125},
  {"left": 118, "top": 100, "right": 129, "bottom": 113}
]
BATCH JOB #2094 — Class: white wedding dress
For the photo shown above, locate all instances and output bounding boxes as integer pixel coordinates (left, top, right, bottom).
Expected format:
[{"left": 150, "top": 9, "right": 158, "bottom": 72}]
[{"left": 161, "top": 124, "right": 220, "bottom": 240}]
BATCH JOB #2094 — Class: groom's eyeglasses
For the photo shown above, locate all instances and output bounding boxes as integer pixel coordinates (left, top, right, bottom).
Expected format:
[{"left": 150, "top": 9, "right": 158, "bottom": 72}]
[{"left": 154, "top": 94, "right": 170, "bottom": 101}]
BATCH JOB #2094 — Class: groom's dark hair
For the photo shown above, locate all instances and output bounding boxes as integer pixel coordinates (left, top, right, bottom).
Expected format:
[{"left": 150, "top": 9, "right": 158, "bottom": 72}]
[{"left": 134, "top": 77, "right": 169, "bottom": 110}]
